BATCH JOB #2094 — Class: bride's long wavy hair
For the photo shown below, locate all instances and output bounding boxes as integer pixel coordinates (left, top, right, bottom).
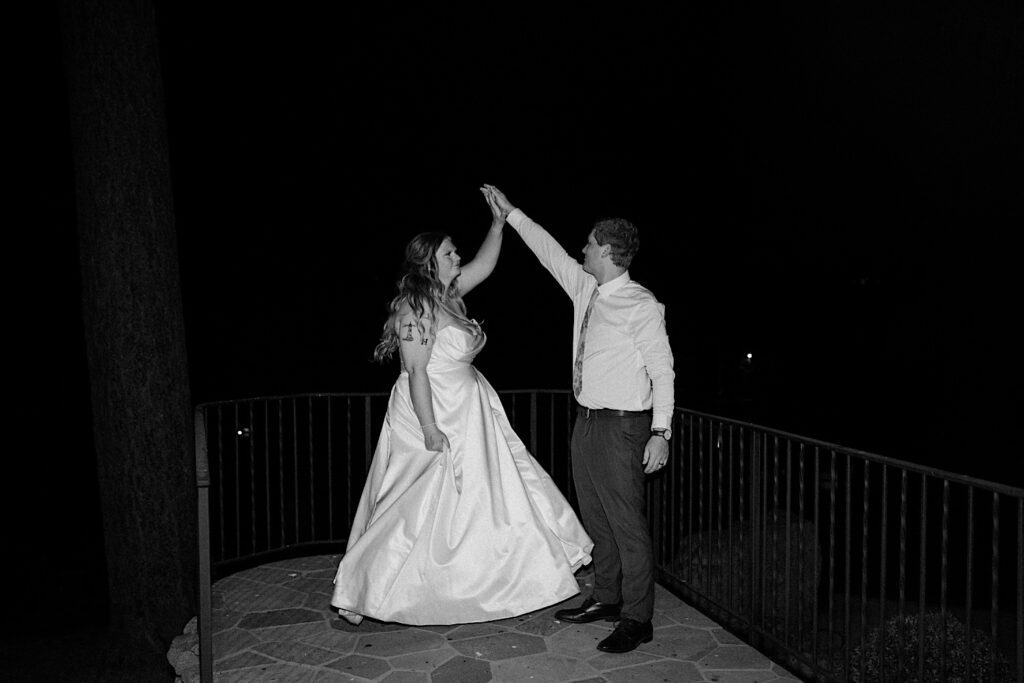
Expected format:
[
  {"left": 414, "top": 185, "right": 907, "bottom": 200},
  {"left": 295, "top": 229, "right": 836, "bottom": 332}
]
[{"left": 373, "top": 232, "right": 473, "bottom": 362}]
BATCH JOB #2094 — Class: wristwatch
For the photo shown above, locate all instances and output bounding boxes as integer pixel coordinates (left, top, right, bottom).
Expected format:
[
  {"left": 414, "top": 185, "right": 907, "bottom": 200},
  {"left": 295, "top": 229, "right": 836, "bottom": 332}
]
[{"left": 652, "top": 428, "right": 672, "bottom": 441}]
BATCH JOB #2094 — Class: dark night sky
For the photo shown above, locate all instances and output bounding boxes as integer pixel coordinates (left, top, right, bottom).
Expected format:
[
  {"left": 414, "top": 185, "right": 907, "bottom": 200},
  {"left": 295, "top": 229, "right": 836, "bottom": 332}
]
[
  {"left": 153, "top": 4, "right": 1022, "bottom": 476},
  {"left": 5, "top": 1, "right": 1023, "bottom": 653}
]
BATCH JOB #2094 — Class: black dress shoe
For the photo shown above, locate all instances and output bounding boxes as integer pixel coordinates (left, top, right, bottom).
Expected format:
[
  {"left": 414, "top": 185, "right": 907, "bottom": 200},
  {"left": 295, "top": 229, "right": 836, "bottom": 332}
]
[
  {"left": 597, "top": 617, "right": 653, "bottom": 653},
  {"left": 554, "top": 597, "right": 622, "bottom": 623}
]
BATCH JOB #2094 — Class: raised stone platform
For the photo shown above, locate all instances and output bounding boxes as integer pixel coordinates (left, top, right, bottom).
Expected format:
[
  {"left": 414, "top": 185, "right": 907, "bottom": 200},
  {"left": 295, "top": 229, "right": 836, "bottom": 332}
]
[{"left": 169, "top": 554, "right": 799, "bottom": 682}]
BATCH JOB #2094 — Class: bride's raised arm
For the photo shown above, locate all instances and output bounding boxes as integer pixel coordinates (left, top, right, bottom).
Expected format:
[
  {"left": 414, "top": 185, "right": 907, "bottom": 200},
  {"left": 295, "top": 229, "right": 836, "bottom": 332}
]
[{"left": 456, "top": 187, "right": 508, "bottom": 296}]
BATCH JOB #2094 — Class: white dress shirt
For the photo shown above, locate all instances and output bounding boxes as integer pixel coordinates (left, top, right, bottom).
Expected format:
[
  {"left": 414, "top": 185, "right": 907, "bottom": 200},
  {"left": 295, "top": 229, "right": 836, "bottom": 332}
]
[{"left": 507, "top": 209, "right": 675, "bottom": 430}]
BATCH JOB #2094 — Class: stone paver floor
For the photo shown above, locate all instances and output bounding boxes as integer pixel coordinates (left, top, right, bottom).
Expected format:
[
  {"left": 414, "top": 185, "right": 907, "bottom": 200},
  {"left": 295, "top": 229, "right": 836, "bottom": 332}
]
[{"left": 170, "top": 554, "right": 800, "bottom": 682}]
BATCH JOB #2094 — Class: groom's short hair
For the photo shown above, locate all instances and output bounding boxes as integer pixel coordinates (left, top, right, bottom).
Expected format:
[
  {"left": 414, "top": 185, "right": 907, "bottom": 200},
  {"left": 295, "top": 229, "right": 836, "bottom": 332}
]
[{"left": 593, "top": 218, "right": 639, "bottom": 269}]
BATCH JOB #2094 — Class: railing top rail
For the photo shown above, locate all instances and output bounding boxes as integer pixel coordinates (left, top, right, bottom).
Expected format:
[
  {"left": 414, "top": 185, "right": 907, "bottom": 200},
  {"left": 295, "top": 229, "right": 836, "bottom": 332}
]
[
  {"left": 195, "top": 389, "right": 573, "bottom": 411},
  {"left": 678, "top": 405, "right": 1024, "bottom": 497},
  {"left": 491, "top": 388, "right": 572, "bottom": 395},
  {"left": 196, "top": 391, "right": 392, "bottom": 409},
  {"left": 193, "top": 391, "right": 1023, "bottom": 498}
]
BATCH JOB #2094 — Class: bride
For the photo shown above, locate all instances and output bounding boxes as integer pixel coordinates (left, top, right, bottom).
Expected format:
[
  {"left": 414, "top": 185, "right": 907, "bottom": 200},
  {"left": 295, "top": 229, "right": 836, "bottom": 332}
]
[{"left": 330, "top": 187, "right": 593, "bottom": 625}]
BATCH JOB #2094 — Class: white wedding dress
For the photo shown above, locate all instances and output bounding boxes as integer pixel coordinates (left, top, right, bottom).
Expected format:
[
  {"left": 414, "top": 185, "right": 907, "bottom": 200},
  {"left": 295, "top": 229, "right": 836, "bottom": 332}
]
[{"left": 331, "top": 325, "right": 593, "bottom": 625}]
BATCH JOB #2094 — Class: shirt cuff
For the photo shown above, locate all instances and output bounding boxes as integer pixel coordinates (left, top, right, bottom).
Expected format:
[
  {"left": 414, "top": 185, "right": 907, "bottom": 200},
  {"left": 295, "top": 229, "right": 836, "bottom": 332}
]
[
  {"left": 506, "top": 208, "right": 526, "bottom": 228},
  {"left": 651, "top": 418, "right": 671, "bottom": 431}
]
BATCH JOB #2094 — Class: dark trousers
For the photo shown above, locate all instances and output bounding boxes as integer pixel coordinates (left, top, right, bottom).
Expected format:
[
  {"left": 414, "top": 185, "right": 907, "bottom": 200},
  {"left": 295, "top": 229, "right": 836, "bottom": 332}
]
[{"left": 571, "top": 408, "right": 654, "bottom": 622}]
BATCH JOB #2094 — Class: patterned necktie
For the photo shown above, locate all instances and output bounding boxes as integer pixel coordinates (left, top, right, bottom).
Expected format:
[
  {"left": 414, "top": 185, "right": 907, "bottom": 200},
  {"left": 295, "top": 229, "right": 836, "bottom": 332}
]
[{"left": 573, "top": 287, "right": 599, "bottom": 398}]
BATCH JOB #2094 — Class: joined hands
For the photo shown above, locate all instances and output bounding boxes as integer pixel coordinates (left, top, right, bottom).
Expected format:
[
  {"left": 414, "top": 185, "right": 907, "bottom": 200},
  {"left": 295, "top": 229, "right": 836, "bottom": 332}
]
[{"left": 480, "top": 184, "right": 515, "bottom": 221}]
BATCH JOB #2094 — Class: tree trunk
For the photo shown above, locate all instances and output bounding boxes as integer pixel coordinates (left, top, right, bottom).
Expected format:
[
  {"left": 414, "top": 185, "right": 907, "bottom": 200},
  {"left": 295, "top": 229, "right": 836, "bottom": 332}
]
[{"left": 59, "top": 0, "right": 196, "bottom": 653}]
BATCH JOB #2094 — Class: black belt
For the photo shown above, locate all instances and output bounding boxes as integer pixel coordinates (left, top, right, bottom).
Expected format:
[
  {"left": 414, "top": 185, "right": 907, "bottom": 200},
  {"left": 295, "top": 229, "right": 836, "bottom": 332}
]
[{"left": 577, "top": 405, "right": 651, "bottom": 419}]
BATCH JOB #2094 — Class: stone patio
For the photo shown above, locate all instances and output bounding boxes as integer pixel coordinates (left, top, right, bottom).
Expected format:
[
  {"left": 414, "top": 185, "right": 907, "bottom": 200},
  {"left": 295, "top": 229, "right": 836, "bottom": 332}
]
[{"left": 168, "top": 554, "right": 800, "bottom": 682}]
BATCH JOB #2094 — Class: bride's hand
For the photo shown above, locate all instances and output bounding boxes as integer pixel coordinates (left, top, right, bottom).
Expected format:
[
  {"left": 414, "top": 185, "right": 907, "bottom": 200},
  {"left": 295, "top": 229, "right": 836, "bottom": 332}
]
[
  {"left": 485, "top": 192, "right": 504, "bottom": 227},
  {"left": 480, "top": 184, "right": 512, "bottom": 223},
  {"left": 423, "top": 425, "right": 450, "bottom": 452}
]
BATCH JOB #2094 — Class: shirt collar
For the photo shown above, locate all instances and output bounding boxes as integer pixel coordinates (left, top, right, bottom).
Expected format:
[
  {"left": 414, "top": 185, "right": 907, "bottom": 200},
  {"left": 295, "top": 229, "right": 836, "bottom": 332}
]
[{"left": 597, "top": 271, "right": 630, "bottom": 296}]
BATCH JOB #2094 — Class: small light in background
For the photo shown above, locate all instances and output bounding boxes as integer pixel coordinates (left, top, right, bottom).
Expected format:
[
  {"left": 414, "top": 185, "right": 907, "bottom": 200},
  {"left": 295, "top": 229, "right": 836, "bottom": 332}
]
[{"left": 237, "top": 427, "right": 251, "bottom": 437}]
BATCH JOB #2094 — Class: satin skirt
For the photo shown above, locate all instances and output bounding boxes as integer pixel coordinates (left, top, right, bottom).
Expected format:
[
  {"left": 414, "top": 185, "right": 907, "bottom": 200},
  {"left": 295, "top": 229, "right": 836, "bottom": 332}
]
[{"left": 331, "top": 340, "right": 592, "bottom": 625}]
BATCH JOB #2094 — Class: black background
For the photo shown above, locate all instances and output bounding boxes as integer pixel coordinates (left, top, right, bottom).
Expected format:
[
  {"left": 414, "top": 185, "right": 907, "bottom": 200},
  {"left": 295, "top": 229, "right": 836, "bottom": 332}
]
[{"left": 7, "top": 0, "right": 1023, "bottom": 657}]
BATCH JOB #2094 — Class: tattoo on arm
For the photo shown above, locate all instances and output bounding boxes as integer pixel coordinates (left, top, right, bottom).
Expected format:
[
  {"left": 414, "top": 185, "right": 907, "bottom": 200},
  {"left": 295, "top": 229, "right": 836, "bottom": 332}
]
[{"left": 402, "top": 322, "right": 415, "bottom": 342}]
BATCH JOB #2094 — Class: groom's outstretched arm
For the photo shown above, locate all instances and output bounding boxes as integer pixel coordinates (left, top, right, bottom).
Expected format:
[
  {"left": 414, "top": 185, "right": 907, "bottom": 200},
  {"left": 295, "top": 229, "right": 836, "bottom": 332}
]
[{"left": 482, "top": 184, "right": 587, "bottom": 298}]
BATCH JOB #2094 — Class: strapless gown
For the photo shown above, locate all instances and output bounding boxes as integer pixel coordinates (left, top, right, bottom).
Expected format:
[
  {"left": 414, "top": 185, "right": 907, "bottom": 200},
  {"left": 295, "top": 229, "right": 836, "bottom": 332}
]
[{"left": 331, "top": 325, "right": 593, "bottom": 625}]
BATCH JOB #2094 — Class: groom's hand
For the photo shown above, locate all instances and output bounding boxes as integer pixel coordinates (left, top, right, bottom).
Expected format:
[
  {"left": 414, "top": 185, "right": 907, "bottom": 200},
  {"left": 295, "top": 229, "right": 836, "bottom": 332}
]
[{"left": 642, "top": 435, "right": 669, "bottom": 474}]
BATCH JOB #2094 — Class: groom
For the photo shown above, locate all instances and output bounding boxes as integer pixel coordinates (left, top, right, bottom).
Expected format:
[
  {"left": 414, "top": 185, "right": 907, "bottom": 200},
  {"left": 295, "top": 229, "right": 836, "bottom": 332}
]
[{"left": 484, "top": 185, "right": 675, "bottom": 653}]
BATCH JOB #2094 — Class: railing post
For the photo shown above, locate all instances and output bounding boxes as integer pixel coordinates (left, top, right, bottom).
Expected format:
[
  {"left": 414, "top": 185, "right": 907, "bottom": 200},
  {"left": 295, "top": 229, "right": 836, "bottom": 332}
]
[
  {"left": 529, "top": 392, "right": 538, "bottom": 458},
  {"left": 751, "top": 430, "right": 763, "bottom": 624},
  {"left": 194, "top": 406, "right": 213, "bottom": 683},
  {"left": 364, "top": 395, "right": 373, "bottom": 470}
]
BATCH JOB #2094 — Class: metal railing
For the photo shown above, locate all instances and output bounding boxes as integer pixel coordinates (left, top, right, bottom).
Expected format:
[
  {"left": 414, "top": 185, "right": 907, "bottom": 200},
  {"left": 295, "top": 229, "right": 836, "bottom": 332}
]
[
  {"left": 658, "top": 409, "right": 1022, "bottom": 681},
  {"left": 195, "top": 391, "right": 1023, "bottom": 681}
]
